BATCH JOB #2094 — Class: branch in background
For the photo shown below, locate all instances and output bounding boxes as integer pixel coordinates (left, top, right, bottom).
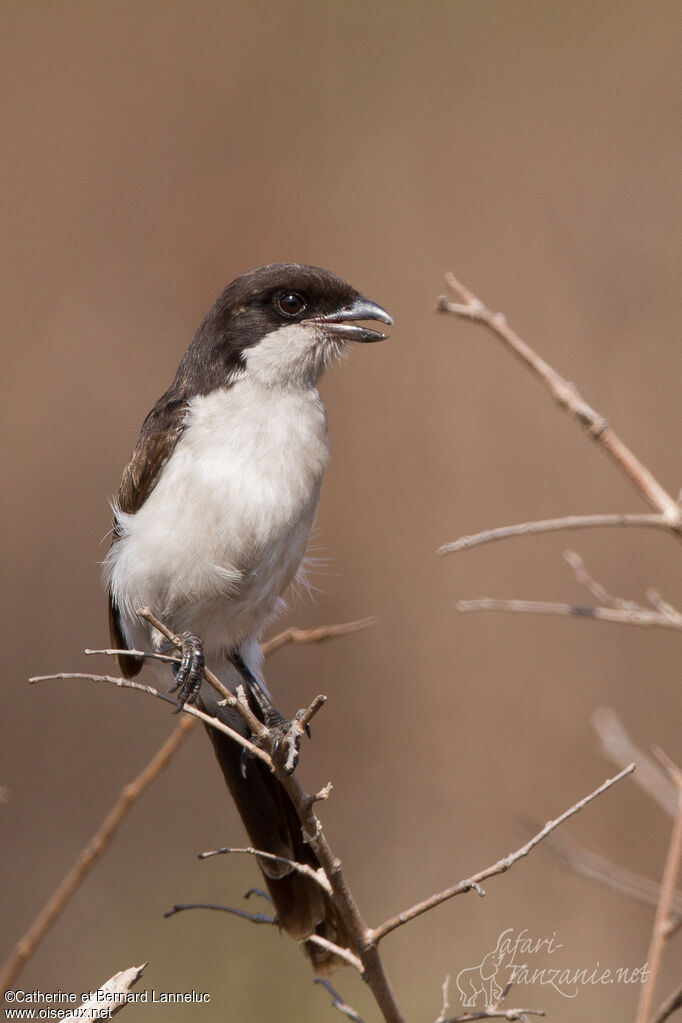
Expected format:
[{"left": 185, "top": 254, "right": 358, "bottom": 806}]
[
  {"left": 164, "top": 901, "right": 276, "bottom": 926},
  {"left": 62, "top": 963, "right": 147, "bottom": 1020},
  {"left": 591, "top": 708, "right": 678, "bottom": 818},
  {"left": 437, "top": 274, "right": 682, "bottom": 532},
  {"left": 370, "top": 764, "right": 634, "bottom": 943},
  {"left": 457, "top": 550, "right": 682, "bottom": 632},
  {"left": 2, "top": 618, "right": 374, "bottom": 1001},
  {"left": 262, "top": 616, "right": 377, "bottom": 656},
  {"left": 530, "top": 824, "right": 682, "bottom": 920},
  {"left": 315, "top": 978, "right": 367, "bottom": 1023},
  {"left": 635, "top": 752, "right": 682, "bottom": 1023},
  {"left": 457, "top": 597, "right": 682, "bottom": 630},
  {"left": 0, "top": 720, "right": 194, "bottom": 998},
  {"left": 651, "top": 980, "right": 682, "bottom": 1023},
  {"left": 438, "top": 513, "right": 669, "bottom": 556}
]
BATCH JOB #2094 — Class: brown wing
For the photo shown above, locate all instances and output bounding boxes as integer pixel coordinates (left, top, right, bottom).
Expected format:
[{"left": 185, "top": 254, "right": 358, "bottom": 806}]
[{"left": 108, "top": 390, "right": 189, "bottom": 677}]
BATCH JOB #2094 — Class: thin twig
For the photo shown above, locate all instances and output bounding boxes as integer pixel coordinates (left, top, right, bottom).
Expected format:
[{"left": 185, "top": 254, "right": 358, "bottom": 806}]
[
  {"left": 635, "top": 755, "right": 682, "bottom": 1023},
  {"left": 438, "top": 513, "right": 668, "bottom": 556},
  {"left": 0, "top": 724, "right": 194, "bottom": 999},
  {"left": 198, "top": 845, "right": 332, "bottom": 894},
  {"left": 135, "top": 606, "right": 247, "bottom": 716},
  {"left": 29, "top": 671, "right": 271, "bottom": 765},
  {"left": 84, "top": 647, "right": 180, "bottom": 665},
  {"left": 315, "top": 978, "right": 367, "bottom": 1023},
  {"left": 435, "top": 975, "right": 452, "bottom": 1022},
  {"left": 529, "top": 822, "right": 682, "bottom": 918},
  {"left": 262, "top": 616, "right": 377, "bottom": 656},
  {"left": 591, "top": 708, "right": 678, "bottom": 817},
  {"left": 563, "top": 550, "right": 638, "bottom": 610},
  {"left": 306, "top": 935, "right": 364, "bottom": 972},
  {"left": 457, "top": 598, "right": 682, "bottom": 630},
  {"left": 371, "top": 764, "right": 634, "bottom": 943},
  {"left": 5, "top": 617, "right": 365, "bottom": 999},
  {"left": 437, "top": 274, "right": 682, "bottom": 531},
  {"left": 651, "top": 979, "right": 682, "bottom": 1023},
  {"left": 164, "top": 901, "right": 276, "bottom": 925},
  {"left": 27, "top": 630, "right": 408, "bottom": 1022}
]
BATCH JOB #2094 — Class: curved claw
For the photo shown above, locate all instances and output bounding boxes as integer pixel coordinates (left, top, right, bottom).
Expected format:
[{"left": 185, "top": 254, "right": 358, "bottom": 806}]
[{"left": 169, "top": 632, "right": 205, "bottom": 711}]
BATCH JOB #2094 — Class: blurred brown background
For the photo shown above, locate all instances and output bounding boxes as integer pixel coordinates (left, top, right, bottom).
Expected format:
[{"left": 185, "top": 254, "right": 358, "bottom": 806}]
[{"left": 2, "top": 2, "right": 680, "bottom": 1020}]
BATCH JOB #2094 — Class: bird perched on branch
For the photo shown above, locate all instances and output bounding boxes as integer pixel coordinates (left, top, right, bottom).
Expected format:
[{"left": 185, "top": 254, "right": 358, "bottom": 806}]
[{"left": 104, "top": 263, "right": 392, "bottom": 971}]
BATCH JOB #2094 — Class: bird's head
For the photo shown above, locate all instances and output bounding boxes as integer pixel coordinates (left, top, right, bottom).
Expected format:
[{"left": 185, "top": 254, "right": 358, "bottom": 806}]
[{"left": 183, "top": 263, "right": 393, "bottom": 390}]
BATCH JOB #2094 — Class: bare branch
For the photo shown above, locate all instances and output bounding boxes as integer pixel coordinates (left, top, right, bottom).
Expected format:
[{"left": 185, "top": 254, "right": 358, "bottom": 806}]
[
  {"left": 635, "top": 754, "right": 682, "bottom": 1023},
  {"left": 62, "top": 963, "right": 147, "bottom": 1020},
  {"left": 434, "top": 975, "right": 452, "bottom": 1022},
  {"left": 371, "top": 764, "right": 634, "bottom": 943},
  {"left": 306, "top": 935, "right": 364, "bottom": 972},
  {"left": 135, "top": 606, "right": 245, "bottom": 715},
  {"left": 0, "top": 722, "right": 194, "bottom": 998},
  {"left": 262, "top": 616, "right": 377, "bottom": 656},
  {"left": 5, "top": 615, "right": 366, "bottom": 1000},
  {"left": 164, "top": 901, "right": 276, "bottom": 925},
  {"left": 29, "top": 670, "right": 271, "bottom": 766},
  {"left": 651, "top": 980, "right": 682, "bottom": 1023},
  {"left": 592, "top": 708, "right": 679, "bottom": 817},
  {"left": 315, "top": 978, "right": 367, "bottom": 1023},
  {"left": 84, "top": 647, "right": 180, "bottom": 665},
  {"left": 530, "top": 823, "right": 682, "bottom": 917},
  {"left": 437, "top": 274, "right": 682, "bottom": 531},
  {"left": 439, "top": 513, "right": 668, "bottom": 556},
  {"left": 198, "top": 845, "right": 332, "bottom": 894},
  {"left": 457, "top": 597, "right": 682, "bottom": 630},
  {"left": 564, "top": 550, "right": 638, "bottom": 609}
]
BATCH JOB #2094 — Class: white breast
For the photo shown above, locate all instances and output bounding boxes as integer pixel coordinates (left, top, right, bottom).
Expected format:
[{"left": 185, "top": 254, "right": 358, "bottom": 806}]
[{"left": 107, "top": 379, "right": 330, "bottom": 658}]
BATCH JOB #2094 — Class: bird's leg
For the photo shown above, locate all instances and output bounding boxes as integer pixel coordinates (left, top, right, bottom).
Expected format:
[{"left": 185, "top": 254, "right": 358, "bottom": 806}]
[
  {"left": 169, "top": 631, "right": 205, "bottom": 711},
  {"left": 228, "top": 648, "right": 305, "bottom": 775}
]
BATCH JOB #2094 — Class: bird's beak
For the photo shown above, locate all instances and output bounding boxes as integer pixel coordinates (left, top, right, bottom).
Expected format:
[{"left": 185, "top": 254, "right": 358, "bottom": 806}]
[{"left": 308, "top": 296, "right": 394, "bottom": 343}]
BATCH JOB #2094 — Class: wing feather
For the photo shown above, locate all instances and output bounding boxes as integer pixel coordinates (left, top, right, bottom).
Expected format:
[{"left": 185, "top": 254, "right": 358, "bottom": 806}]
[{"left": 108, "top": 390, "right": 188, "bottom": 676}]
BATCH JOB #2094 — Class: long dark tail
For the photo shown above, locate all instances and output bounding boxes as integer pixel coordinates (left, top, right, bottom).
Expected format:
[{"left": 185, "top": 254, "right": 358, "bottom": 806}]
[{"left": 203, "top": 709, "right": 353, "bottom": 973}]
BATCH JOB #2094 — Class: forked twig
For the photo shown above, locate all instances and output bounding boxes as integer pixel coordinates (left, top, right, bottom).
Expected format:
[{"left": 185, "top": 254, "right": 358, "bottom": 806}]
[
  {"left": 315, "top": 978, "right": 367, "bottom": 1023},
  {"left": 591, "top": 708, "right": 678, "bottom": 817},
  {"left": 437, "top": 274, "right": 682, "bottom": 531},
  {"left": 2, "top": 618, "right": 374, "bottom": 1001},
  {"left": 198, "top": 844, "right": 332, "bottom": 893},
  {"left": 457, "top": 597, "right": 682, "bottom": 630},
  {"left": 370, "top": 764, "right": 634, "bottom": 942},
  {"left": 457, "top": 551, "right": 682, "bottom": 632}
]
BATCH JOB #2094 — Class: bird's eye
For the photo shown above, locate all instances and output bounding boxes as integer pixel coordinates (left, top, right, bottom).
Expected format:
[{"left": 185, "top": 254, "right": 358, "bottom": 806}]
[{"left": 276, "top": 292, "right": 307, "bottom": 318}]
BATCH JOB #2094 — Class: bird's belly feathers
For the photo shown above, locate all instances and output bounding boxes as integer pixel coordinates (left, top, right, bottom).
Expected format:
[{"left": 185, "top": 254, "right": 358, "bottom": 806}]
[{"left": 108, "top": 383, "right": 329, "bottom": 654}]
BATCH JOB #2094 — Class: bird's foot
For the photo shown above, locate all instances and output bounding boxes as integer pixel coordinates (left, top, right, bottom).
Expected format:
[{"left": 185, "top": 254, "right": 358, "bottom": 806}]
[
  {"left": 227, "top": 647, "right": 310, "bottom": 775},
  {"left": 239, "top": 705, "right": 310, "bottom": 777},
  {"left": 169, "top": 631, "right": 205, "bottom": 711},
  {"left": 265, "top": 706, "right": 312, "bottom": 776}
]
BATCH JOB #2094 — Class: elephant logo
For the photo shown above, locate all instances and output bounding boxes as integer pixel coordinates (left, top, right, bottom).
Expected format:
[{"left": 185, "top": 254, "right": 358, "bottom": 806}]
[{"left": 455, "top": 933, "right": 513, "bottom": 1008}]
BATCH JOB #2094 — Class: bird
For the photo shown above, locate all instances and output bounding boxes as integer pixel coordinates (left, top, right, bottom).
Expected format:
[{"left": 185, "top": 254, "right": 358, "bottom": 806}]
[{"left": 104, "top": 263, "right": 393, "bottom": 971}]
